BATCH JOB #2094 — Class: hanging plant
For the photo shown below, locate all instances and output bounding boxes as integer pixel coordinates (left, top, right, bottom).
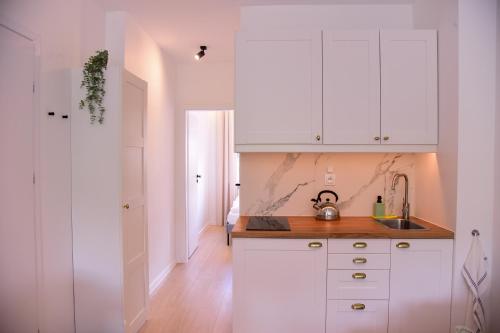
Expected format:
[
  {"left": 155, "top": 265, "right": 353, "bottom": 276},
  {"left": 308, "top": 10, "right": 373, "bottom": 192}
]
[{"left": 79, "top": 50, "right": 109, "bottom": 124}]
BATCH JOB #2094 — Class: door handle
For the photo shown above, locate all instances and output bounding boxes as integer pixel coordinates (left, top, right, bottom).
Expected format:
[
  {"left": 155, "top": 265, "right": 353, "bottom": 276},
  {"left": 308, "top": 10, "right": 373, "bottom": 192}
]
[
  {"left": 352, "top": 257, "right": 367, "bottom": 264},
  {"left": 308, "top": 242, "right": 323, "bottom": 248},
  {"left": 351, "top": 303, "right": 366, "bottom": 310},
  {"left": 123, "top": 203, "right": 130, "bottom": 209},
  {"left": 396, "top": 242, "right": 410, "bottom": 249},
  {"left": 352, "top": 272, "right": 367, "bottom": 279}
]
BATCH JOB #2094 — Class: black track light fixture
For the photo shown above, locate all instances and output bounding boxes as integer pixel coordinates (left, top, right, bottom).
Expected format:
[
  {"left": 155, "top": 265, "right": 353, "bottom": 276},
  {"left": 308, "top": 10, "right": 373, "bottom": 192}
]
[{"left": 194, "top": 45, "right": 207, "bottom": 60}]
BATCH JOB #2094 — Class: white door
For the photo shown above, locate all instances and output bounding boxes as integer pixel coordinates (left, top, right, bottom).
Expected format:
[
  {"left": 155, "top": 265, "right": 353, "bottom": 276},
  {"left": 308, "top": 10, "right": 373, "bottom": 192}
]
[
  {"left": 323, "top": 30, "right": 381, "bottom": 144},
  {"left": 233, "top": 238, "right": 327, "bottom": 333},
  {"left": 0, "top": 24, "right": 38, "bottom": 333},
  {"left": 235, "top": 30, "right": 323, "bottom": 145},
  {"left": 380, "top": 30, "right": 438, "bottom": 144},
  {"left": 388, "top": 239, "right": 453, "bottom": 333},
  {"left": 187, "top": 112, "right": 204, "bottom": 257},
  {"left": 122, "top": 71, "right": 148, "bottom": 333}
]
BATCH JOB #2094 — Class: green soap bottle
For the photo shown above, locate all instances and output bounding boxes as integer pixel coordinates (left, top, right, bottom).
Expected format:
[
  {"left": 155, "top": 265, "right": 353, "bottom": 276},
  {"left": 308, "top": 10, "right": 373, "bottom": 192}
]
[{"left": 373, "top": 195, "right": 385, "bottom": 217}]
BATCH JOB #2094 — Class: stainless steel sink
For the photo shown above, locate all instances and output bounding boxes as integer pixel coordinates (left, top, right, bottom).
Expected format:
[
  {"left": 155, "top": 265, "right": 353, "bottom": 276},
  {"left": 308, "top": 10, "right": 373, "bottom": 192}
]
[{"left": 375, "top": 218, "right": 427, "bottom": 230}]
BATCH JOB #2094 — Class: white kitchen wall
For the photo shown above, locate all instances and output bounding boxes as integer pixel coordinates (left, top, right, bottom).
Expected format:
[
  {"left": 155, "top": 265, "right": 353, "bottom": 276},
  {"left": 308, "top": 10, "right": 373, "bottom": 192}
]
[
  {"left": 412, "top": 0, "right": 458, "bottom": 232},
  {"left": 174, "top": 61, "right": 234, "bottom": 262},
  {"left": 490, "top": 3, "right": 500, "bottom": 331},
  {"left": 240, "top": 5, "right": 413, "bottom": 30},
  {"left": 451, "top": 0, "right": 497, "bottom": 330}
]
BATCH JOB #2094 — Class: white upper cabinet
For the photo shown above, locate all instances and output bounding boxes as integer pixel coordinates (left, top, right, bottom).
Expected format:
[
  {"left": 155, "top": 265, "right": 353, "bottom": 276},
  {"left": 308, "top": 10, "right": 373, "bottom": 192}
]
[
  {"left": 380, "top": 30, "right": 438, "bottom": 145},
  {"left": 235, "top": 29, "right": 438, "bottom": 151},
  {"left": 235, "top": 30, "right": 323, "bottom": 145},
  {"left": 323, "top": 30, "right": 381, "bottom": 144},
  {"left": 388, "top": 239, "right": 453, "bottom": 333}
]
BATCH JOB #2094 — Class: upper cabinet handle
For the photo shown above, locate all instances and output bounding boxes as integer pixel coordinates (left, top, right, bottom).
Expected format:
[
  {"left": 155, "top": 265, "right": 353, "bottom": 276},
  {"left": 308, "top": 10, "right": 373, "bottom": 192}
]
[
  {"left": 308, "top": 241, "right": 323, "bottom": 248},
  {"left": 383, "top": 136, "right": 390, "bottom": 141},
  {"left": 123, "top": 203, "right": 130, "bottom": 209},
  {"left": 353, "top": 242, "right": 367, "bottom": 249},
  {"left": 396, "top": 242, "right": 410, "bottom": 249},
  {"left": 315, "top": 134, "right": 321, "bottom": 141},
  {"left": 374, "top": 136, "right": 380, "bottom": 141}
]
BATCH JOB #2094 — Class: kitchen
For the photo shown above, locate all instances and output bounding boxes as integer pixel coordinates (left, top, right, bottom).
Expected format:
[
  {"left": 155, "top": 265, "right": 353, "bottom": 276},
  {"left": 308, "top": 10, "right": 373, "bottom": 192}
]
[{"left": 230, "top": 2, "right": 498, "bottom": 333}]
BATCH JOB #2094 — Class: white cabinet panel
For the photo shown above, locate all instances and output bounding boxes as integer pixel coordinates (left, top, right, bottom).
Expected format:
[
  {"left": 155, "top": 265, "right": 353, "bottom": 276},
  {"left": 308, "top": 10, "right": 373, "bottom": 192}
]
[
  {"left": 328, "top": 239, "right": 390, "bottom": 254},
  {"left": 328, "top": 253, "right": 390, "bottom": 270},
  {"left": 380, "top": 30, "right": 438, "bottom": 144},
  {"left": 327, "top": 270, "right": 389, "bottom": 300},
  {"left": 388, "top": 239, "right": 453, "bottom": 333},
  {"left": 323, "top": 30, "right": 381, "bottom": 144},
  {"left": 233, "top": 238, "right": 327, "bottom": 333},
  {"left": 327, "top": 300, "right": 389, "bottom": 333},
  {"left": 235, "top": 30, "right": 322, "bottom": 145}
]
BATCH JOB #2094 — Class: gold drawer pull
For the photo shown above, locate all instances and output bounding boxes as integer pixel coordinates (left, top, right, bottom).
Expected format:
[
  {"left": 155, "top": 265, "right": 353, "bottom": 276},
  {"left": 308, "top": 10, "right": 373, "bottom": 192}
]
[
  {"left": 396, "top": 242, "right": 410, "bottom": 249},
  {"left": 353, "top": 257, "right": 367, "bottom": 264},
  {"left": 351, "top": 303, "right": 366, "bottom": 310},
  {"left": 353, "top": 242, "right": 367, "bottom": 249},
  {"left": 308, "top": 242, "right": 323, "bottom": 248},
  {"left": 352, "top": 272, "right": 367, "bottom": 279},
  {"left": 123, "top": 203, "right": 130, "bottom": 209}
]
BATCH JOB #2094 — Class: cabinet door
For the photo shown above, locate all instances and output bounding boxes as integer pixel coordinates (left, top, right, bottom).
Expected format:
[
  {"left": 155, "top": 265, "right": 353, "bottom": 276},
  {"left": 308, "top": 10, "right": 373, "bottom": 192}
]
[
  {"left": 389, "top": 239, "right": 453, "bottom": 333},
  {"left": 233, "top": 238, "right": 327, "bottom": 333},
  {"left": 327, "top": 300, "right": 388, "bottom": 333},
  {"left": 380, "top": 30, "right": 438, "bottom": 145},
  {"left": 235, "top": 30, "right": 322, "bottom": 145},
  {"left": 323, "top": 30, "right": 381, "bottom": 144}
]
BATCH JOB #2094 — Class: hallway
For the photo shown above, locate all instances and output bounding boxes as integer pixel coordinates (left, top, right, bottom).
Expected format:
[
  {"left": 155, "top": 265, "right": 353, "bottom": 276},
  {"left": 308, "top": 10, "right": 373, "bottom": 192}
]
[{"left": 140, "top": 226, "right": 232, "bottom": 333}]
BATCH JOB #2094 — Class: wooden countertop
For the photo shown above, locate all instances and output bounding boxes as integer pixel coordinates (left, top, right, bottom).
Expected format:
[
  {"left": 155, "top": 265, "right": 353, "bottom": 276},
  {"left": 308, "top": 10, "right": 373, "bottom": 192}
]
[{"left": 231, "top": 216, "right": 454, "bottom": 239}]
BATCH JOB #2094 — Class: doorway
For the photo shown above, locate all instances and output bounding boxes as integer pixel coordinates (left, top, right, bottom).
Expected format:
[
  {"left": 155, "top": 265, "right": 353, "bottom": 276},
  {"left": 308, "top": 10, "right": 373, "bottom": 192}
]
[
  {"left": 0, "top": 23, "right": 39, "bottom": 333},
  {"left": 186, "top": 110, "right": 239, "bottom": 258}
]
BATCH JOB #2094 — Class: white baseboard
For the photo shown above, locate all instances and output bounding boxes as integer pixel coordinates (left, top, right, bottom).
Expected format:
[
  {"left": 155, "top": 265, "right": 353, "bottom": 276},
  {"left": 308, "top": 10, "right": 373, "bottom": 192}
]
[{"left": 149, "top": 262, "right": 176, "bottom": 296}]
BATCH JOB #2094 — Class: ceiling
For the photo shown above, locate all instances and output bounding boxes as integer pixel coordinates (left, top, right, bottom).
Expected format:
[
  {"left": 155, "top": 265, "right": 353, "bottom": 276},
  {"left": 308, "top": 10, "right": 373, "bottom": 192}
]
[{"left": 97, "top": 0, "right": 414, "bottom": 64}]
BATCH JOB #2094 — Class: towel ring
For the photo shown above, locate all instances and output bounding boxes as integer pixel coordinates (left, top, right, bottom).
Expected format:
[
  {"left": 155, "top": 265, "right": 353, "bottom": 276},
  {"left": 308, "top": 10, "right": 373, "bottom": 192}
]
[{"left": 471, "top": 229, "right": 480, "bottom": 236}]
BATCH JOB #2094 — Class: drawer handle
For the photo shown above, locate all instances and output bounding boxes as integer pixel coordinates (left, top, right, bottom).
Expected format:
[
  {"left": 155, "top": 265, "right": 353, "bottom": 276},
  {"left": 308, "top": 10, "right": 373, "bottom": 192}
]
[
  {"left": 308, "top": 242, "right": 323, "bottom": 248},
  {"left": 352, "top": 272, "right": 367, "bottom": 279},
  {"left": 352, "top": 257, "right": 367, "bottom": 264},
  {"left": 353, "top": 242, "right": 367, "bottom": 249},
  {"left": 351, "top": 303, "right": 366, "bottom": 310},
  {"left": 396, "top": 242, "right": 410, "bottom": 249}
]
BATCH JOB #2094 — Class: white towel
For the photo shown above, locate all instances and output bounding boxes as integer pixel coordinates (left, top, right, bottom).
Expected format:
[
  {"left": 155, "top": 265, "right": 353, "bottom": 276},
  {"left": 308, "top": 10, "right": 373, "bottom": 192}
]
[{"left": 461, "top": 236, "right": 488, "bottom": 333}]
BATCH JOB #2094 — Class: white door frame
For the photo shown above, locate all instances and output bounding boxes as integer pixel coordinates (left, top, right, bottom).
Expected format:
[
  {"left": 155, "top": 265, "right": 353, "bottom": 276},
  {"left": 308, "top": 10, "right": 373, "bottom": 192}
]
[
  {"left": 0, "top": 17, "right": 42, "bottom": 332},
  {"left": 181, "top": 107, "right": 230, "bottom": 262}
]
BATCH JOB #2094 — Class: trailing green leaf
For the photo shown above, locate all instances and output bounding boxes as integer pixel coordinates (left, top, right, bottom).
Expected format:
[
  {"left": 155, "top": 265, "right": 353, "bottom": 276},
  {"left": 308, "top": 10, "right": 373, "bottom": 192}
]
[{"left": 80, "top": 50, "right": 108, "bottom": 124}]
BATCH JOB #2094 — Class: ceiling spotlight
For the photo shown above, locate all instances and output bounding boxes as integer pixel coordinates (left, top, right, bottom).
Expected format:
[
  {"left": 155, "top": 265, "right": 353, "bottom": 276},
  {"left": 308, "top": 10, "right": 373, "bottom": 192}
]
[{"left": 194, "top": 45, "right": 207, "bottom": 60}]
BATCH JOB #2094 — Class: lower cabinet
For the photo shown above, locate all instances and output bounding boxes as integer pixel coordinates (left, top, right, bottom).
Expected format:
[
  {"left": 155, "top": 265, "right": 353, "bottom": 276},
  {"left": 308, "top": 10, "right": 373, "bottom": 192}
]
[
  {"left": 388, "top": 239, "right": 453, "bottom": 333},
  {"left": 327, "top": 300, "right": 388, "bottom": 333},
  {"left": 232, "top": 237, "right": 453, "bottom": 333},
  {"left": 232, "top": 238, "right": 327, "bottom": 333}
]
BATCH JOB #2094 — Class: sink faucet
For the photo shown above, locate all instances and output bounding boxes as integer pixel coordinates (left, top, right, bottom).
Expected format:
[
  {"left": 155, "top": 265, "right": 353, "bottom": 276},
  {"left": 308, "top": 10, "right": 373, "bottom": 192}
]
[{"left": 391, "top": 173, "right": 410, "bottom": 220}]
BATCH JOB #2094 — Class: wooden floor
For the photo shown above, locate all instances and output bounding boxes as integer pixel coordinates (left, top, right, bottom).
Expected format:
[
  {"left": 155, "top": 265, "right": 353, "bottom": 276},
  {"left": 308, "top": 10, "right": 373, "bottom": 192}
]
[{"left": 140, "top": 226, "right": 232, "bottom": 333}]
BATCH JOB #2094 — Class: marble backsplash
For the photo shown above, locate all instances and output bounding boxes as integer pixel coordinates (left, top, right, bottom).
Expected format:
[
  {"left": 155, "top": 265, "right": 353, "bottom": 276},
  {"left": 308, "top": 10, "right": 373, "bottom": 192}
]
[{"left": 240, "top": 153, "right": 416, "bottom": 217}]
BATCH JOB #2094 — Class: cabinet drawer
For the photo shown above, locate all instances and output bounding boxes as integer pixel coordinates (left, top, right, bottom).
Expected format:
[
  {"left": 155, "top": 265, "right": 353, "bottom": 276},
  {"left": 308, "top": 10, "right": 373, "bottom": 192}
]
[
  {"left": 326, "top": 300, "right": 388, "bottom": 333},
  {"left": 327, "top": 270, "right": 389, "bottom": 299},
  {"left": 328, "top": 253, "right": 390, "bottom": 270},
  {"left": 328, "top": 239, "right": 390, "bottom": 254}
]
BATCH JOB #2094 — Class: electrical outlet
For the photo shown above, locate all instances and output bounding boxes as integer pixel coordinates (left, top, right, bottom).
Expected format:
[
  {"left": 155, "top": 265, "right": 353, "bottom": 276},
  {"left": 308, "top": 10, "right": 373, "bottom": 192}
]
[{"left": 325, "top": 173, "right": 335, "bottom": 186}]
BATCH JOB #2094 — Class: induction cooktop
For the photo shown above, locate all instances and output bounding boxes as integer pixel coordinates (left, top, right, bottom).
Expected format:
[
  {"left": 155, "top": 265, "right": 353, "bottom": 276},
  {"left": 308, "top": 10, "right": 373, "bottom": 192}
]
[{"left": 246, "top": 216, "right": 291, "bottom": 231}]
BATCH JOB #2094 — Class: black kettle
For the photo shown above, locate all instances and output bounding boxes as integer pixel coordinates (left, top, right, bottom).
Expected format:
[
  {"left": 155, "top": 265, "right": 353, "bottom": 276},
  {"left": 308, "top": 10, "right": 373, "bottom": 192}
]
[{"left": 311, "top": 190, "right": 340, "bottom": 221}]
